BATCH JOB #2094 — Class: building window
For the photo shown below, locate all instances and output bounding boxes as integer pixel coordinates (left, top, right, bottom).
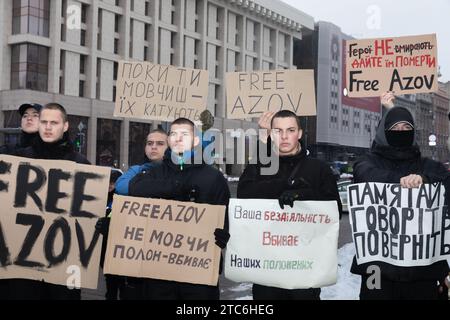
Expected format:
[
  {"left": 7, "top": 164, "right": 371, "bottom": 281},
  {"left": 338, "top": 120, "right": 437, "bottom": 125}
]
[
  {"left": 59, "top": 76, "right": 64, "bottom": 94},
  {"left": 115, "top": 15, "right": 120, "bottom": 33},
  {"left": 97, "top": 118, "right": 122, "bottom": 168},
  {"left": 80, "top": 29, "right": 86, "bottom": 46},
  {"left": 144, "top": 46, "right": 149, "bottom": 60},
  {"left": 79, "top": 80, "right": 85, "bottom": 97},
  {"left": 114, "top": 38, "right": 119, "bottom": 54},
  {"left": 81, "top": 3, "right": 88, "bottom": 24},
  {"left": 80, "top": 55, "right": 86, "bottom": 74},
  {"left": 13, "top": 0, "right": 50, "bottom": 37},
  {"left": 61, "top": 23, "right": 66, "bottom": 41},
  {"left": 145, "top": 1, "right": 151, "bottom": 16},
  {"left": 144, "top": 24, "right": 150, "bottom": 41},
  {"left": 11, "top": 43, "right": 48, "bottom": 92},
  {"left": 113, "top": 61, "right": 118, "bottom": 81},
  {"left": 2, "top": 110, "right": 22, "bottom": 146},
  {"left": 129, "top": 122, "right": 152, "bottom": 166}
]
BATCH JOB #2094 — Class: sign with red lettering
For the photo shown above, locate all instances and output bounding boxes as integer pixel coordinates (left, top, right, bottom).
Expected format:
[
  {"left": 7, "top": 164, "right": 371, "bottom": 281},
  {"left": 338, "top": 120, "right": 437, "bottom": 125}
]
[
  {"left": 114, "top": 61, "right": 209, "bottom": 121},
  {"left": 348, "top": 183, "right": 450, "bottom": 266},
  {"left": 224, "top": 199, "right": 339, "bottom": 289},
  {"left": 345, "top": 34, "right": 438, "bottom": 97},
  {"left": 226, "top": 70, "right": 316, "bottom": 119},
  {"left": 0, "top": 155, "right": 110, "bottom": 289},
  {"left": 104, "top": 195, "right": 225, "bottom": 286}
]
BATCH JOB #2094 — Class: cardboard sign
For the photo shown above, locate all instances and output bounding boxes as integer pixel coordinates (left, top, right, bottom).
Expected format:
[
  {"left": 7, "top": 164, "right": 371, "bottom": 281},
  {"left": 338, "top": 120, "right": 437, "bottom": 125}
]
[
  {"left": 348, "top": 183, "right": 450, "bottom": 266},
  {"left": 225, "top": 199, "right": 339, "bottom": 289},
  {"left": 104, "top": 195, "right": 226, "bottom": 286},
  {"left": 345, "top": 34, "right": 438, "bottom": 97},
  {"left": 0, "top": 155, "right": 110, "bottom": 289},
  {"left": 114, "top": 61, "right": 209, "bottom": 121},
  {"left": 226, "top": 69, "right": 316, "bottom": 119}
]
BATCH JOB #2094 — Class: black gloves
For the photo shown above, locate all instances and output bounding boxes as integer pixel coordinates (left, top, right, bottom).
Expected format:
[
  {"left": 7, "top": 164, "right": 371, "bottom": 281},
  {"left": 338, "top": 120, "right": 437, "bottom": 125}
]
[
  {"left": 278, "top": 189, "right": 300, "bottom": 209},
  {"left": 96, "top": 217, "right": 110, "bottom": 236},
  {"left": 214, "top": 228, "right": 230, "bottom": 249}
]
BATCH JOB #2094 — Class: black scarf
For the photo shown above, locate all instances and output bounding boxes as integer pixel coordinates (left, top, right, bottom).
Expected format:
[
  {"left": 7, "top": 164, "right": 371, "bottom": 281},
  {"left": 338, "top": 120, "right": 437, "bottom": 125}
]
[
  {"left": 31, "top": 132, "right": 74, "bottom": 160},
  {"left": 19, "top": 131, "right": 39, "bottom": 148},
  {"left": 372, "top": 142, "right": 421, "bottom": 161}
]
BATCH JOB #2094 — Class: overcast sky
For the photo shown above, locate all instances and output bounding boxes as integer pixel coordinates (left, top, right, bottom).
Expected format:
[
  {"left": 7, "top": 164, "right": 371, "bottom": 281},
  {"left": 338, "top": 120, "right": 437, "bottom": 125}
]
[{"left": 281, "top": 0, "right": 450, "bottom": 82}]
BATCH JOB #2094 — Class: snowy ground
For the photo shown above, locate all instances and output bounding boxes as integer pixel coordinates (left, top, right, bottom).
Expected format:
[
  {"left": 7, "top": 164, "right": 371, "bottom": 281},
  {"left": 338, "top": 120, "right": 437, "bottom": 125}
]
[{"left": 222, "top": 243, "right": 361, "bottom": 300}]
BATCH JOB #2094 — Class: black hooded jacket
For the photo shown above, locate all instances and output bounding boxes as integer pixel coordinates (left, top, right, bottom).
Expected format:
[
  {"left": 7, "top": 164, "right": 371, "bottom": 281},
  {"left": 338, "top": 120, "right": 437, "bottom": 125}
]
[
  {"left": 0, "top": 131, "right": 39, "bottom": 155},
  {"left": 237, "top": 142, "right": 343, "bottom": 217},
  {"left": 129, "top": 148, "right": 230, "bottom": 225},
  {"left": 351, "top": 107, "right": 450, "bottom": 282},
  {"left": 0, "top": 132, "right": 89, "bottom": 300},
  {"left": 15, "top": 132, "right": 90, "bottom": 164}
]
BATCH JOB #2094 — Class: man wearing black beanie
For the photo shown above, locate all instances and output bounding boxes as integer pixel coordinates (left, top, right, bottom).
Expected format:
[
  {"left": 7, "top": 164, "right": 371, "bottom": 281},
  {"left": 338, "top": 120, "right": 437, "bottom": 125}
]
[{"left": 351, "top": 95, "right": 450, "bottom": 300}]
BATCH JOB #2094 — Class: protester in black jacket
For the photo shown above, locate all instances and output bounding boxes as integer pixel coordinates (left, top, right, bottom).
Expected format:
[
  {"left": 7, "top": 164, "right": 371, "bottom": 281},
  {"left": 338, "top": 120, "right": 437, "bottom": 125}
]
[
  {"left": 128, "top": 117, "right": 230, "bottom": 300},
  {"left": 237, "top": 110, "right": 342, "bottom": 300},
  {"left": 3, "top": 103, "right": 89, "bottom": 300},
  {"left": 0, "top": 103, "right": 42, "bottom": 155},
  {"left": 352, "top": 103, "right": 450, "bottom": 300}
]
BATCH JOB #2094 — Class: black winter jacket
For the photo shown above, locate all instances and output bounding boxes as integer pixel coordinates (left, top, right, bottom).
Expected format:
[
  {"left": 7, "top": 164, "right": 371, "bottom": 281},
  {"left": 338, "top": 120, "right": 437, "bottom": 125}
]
[
  {"left": 1, "top": 133, "right": 89, "bottom": 300},
  {"left": 15, "top": 133, "right": 90, "bottom": 164},
  {"left": 129, "top": 149, "right": 230, "bottom": 231},
  {"left": 238, "top": 145, "right": 342, "bottom": 217},
  {"left": 351, "top": 107, "right": 450, "bottom": 282}
]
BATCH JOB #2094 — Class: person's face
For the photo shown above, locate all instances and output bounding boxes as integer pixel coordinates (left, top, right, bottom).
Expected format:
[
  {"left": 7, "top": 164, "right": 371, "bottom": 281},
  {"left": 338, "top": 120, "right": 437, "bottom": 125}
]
[
  {"left": 270, "top": 117, "right": 303, "bottom": 156},
  {"left": 390, "top": 122, "right": 413, "bottom": 131},
  {"left": 145, "top": 132, "right": 168, "bottom": 161},
  {"left": 39, "top": 109, "right": 68, "bottom": 143},
  {"left": 21, "top": 108, "right": 39, "bottom": 134},
  {"left": 168, "top": 124, "right": 199, "bottom": 154}
]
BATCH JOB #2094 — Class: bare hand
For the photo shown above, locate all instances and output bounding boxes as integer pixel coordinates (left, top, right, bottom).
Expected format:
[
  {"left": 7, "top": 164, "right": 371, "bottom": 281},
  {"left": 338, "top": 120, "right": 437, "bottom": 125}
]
[
  {"left": 381, "top": 91, "right": 396, "bottom": 109},
  {"left": 400, "top": 174, "right": 423, "bottom": 188},
  {"left": 258, "top": 112, "right": 275, "bottom": 130},
  {"left": 445, "top": 274, "right": 450, "bottom": 288},
  {"left": 258, "top": 112, "right": 275, "bottom": 143}
]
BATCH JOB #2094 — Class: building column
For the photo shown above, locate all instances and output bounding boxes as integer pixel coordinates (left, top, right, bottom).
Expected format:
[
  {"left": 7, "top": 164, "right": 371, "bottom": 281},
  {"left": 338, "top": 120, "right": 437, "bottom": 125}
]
[{"left": 87, "top": 114, "right": 97, "bottom": 164}]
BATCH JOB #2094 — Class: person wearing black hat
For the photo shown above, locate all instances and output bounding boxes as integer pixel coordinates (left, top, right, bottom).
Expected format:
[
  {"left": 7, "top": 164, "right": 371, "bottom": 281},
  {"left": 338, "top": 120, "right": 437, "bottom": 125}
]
[
  {"left": 351, "top": 98, "right": 450, "bottom": 300},
  {"left": 3, "top": 103, "right": 89, "bottom": 300},
  {"left": 0, "top": 103, "right": 42, "bottom": 154}
]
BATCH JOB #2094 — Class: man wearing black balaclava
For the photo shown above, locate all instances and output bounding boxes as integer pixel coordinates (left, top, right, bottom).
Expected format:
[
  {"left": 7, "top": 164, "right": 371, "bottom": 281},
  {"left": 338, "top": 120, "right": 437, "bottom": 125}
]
[{"left": 351, "top": 101, "right": 450, "bottom": 300}]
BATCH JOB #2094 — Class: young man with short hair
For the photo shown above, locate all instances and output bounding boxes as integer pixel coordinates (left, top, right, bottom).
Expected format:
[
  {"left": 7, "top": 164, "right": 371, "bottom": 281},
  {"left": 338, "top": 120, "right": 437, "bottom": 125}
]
[
  {"left": 6, "top": 103, "right": 89, "bottom": 300},
  {"left": 237, "top": 110, "right": 342, "bottom": 300}
]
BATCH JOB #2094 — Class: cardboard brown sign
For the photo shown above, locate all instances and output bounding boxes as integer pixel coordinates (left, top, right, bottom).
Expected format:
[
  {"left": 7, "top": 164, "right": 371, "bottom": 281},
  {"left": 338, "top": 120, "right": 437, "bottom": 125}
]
[
  {"left": 226, "top": 69, "right": 316, "bottom": 120},
  {"left": 104, "top": 195, "right": 226, "bottom": 286},
  {"left": 345, "top": 34, "right": 438, "bottom": 97},
  {"left": 114, "top": 61, "right": 209, "bottom": 121},
  {"left": 0, "top": 155, "right": 110, "bottom": 289}
]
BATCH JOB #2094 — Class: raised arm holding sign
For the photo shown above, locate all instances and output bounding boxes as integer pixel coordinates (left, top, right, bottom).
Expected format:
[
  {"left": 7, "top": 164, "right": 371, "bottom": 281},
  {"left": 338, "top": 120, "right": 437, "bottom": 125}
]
[
  {"left": 345, "top": 34, "right": 438, "bottom": 97},
  {"left": 350, "top": 104, "right": 450, "bottom": 300}
]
